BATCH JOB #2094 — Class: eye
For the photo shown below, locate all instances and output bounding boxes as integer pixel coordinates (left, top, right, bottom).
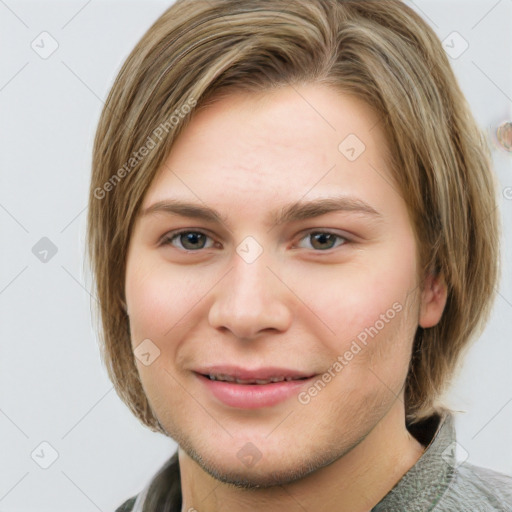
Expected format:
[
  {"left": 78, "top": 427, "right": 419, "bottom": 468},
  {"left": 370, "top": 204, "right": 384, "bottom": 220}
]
[
  {"left": 296, "top": 231, "right": 348, "bottom": 251},
  {"left": 160, "top": 229, "right": 349, "bottom": 252},
  {"left": 161, "top": 230, "right": 216, "bottom": 251}
]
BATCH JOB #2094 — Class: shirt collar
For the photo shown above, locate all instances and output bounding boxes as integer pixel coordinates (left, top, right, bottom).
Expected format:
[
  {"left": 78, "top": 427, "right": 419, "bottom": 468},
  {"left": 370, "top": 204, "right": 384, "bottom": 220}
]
[{"left": 371, "top": 411, "right": 456, "bottom": 511}]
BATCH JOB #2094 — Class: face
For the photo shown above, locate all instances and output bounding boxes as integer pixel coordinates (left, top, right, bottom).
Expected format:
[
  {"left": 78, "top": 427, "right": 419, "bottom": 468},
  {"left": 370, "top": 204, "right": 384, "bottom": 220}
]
[{"left": 125, "top": 84, "right": 442, "bottom": 487}]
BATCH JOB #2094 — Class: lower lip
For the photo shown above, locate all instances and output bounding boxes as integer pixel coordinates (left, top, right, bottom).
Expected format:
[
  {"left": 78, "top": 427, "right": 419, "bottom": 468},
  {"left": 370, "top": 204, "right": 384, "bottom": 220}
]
[{"left": 196, "top": 373, "right": 314, "bottom": 409}]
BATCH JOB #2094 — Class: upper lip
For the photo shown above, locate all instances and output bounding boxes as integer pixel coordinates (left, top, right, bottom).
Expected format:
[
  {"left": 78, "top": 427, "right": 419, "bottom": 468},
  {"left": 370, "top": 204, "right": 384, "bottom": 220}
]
[{"left": 194, "top": 365, "right": 316, "bottom": 380}]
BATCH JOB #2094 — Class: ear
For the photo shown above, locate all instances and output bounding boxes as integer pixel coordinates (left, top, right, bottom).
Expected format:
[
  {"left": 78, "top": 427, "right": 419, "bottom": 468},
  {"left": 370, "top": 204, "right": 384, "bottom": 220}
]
[{"left": 418, "top": 271, "right": 448, "bottom": 328}]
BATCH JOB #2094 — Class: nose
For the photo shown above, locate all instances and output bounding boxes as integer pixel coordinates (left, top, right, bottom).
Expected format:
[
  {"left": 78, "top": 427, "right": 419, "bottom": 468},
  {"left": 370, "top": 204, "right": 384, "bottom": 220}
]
[{"left": 208, "top": 251, "right": 293, "bottom": 340}]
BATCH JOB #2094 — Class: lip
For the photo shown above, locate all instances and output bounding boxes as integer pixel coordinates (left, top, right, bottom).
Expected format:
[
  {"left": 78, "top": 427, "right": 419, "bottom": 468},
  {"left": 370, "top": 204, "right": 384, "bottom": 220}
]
[
  {"left": 194, "top": 366, "right": 317, "bottom": 409},
  {"left": 194, "top": 365, "right": 315, "bottom": 381}
]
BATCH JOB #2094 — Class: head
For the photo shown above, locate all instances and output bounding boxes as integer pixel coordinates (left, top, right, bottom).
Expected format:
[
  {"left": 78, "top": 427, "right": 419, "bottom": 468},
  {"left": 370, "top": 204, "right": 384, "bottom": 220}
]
[{"left": 87, "top": 0, "right": 500, "bottom": 490}]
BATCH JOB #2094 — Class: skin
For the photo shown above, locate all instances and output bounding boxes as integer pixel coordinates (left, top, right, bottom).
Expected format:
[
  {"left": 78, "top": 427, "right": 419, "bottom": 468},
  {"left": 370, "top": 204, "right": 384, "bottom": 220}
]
[{"left": 124, "top": 84, "right": 448, "bottom": 512}]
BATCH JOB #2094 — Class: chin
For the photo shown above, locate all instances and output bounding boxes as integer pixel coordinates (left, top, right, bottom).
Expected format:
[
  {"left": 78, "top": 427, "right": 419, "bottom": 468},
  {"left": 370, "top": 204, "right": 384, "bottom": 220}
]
[{"left": 182, "top": 440, "right": 344, "bottom": 489}]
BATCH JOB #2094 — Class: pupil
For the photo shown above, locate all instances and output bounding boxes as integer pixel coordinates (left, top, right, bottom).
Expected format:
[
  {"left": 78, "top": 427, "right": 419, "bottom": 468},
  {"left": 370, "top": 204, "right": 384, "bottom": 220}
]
[
  {"left": 312, "top": 233, "right": 334, "bottom": 250},
  {"left": 182, "top": 232, "right": 205, "bottom": 249}
]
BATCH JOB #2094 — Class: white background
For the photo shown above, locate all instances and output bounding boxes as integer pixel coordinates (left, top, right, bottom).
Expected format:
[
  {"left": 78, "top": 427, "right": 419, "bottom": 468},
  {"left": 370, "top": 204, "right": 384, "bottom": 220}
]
[{"left": 1, "top": 1, "right": 511, "bottom": 510}]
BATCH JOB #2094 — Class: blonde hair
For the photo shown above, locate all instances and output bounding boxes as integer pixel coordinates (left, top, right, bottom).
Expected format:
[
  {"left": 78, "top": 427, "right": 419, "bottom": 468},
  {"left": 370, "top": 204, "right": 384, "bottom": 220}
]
[{"left": 87, "top": 0, "right": 501, "bottom": 437}]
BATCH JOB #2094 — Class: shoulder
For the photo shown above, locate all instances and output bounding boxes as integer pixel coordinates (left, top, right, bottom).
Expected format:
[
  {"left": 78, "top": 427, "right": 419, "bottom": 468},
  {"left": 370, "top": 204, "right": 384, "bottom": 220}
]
[
  {"left": 436, "top": 462, "right": 512, "bottom": 511},
  {"left": 113, "top": 451, "right": 181, "bottom": 512},
  {"left": 115, "top": 495, "right": 138, "bottom": 512}
]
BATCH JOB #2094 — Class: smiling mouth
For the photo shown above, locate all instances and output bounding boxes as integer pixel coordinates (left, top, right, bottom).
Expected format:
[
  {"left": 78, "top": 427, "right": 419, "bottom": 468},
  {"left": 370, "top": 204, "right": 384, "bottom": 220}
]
[
  {"left": 203, "top": 374, "right": 311, "bottom": 385},
  {"left": 195, "top": 370, "right": 316, "bottom": 409}
]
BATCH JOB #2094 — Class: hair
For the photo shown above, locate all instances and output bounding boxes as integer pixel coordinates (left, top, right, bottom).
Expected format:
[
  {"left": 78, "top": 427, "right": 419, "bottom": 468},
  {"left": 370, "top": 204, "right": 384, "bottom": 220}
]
[{"left": 87, "top": 0, "right": 501, "bottom": 507}]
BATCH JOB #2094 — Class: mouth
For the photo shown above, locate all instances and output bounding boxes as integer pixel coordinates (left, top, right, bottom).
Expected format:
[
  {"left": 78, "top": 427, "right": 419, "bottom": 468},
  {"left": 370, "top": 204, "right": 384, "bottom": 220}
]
[
  {"left": 194, "top": 364, "right": 316, "bottom": 383},
  {"left": 193, "top": 366, "right": 317, "bottom": 409},
  {"left": 201, "top": 374, "right": 311, "bottom": 385}
]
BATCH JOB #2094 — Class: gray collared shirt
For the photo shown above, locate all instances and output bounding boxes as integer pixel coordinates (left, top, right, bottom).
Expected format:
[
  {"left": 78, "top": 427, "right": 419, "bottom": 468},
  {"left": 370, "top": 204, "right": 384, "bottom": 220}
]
[
  {"left": 372, "top": 413, "right": 512, "bottom": 511},
  {"left": 116, "top": 412, "right": 512, "bottom": 512}
]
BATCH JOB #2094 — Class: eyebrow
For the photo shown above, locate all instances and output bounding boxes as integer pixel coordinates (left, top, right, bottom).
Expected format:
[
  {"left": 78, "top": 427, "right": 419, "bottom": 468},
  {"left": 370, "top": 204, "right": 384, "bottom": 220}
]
[{"left": 140, "top": 196, "right": 384, "bottom": 228}]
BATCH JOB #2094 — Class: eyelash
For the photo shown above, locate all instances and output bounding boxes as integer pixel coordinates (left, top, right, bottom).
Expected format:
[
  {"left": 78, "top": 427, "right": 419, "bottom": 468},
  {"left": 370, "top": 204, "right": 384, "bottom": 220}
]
[{"left": 160, "top": 229, "right": 350, "bottom": 252}]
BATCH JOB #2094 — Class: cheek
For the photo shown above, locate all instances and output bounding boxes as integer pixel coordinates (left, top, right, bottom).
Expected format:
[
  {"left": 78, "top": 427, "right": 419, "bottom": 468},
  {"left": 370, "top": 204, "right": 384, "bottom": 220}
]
[
  {"left": 125, "top": 259, "right": 195, "bottom": 415},
  {"left": 125, "top": 257, "right": 206, "bottom": 342},
  {"left": 291, "top": 261, "right": 414, "bottom": 349},
  {"left": 284, "top": 242, "right": 418, "bottom": 392}
]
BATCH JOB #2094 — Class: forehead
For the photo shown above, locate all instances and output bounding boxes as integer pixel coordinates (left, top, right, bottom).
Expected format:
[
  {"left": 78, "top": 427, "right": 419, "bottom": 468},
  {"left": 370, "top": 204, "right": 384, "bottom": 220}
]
[{"left": 141, "top": 84, "right": 400, "bottom": 218}]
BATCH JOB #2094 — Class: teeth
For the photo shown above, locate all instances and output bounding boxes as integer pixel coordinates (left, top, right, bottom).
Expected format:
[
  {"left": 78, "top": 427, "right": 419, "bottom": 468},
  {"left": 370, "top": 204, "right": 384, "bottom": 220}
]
[
  {"left": 235, "top": 377, "right": 258, "bottom": 384},
  {"left": 207, "top": 374, "right": 303, "bottom": 384},
  {"left": 217, "top": 374, "right": 235, "bottom": 382}
]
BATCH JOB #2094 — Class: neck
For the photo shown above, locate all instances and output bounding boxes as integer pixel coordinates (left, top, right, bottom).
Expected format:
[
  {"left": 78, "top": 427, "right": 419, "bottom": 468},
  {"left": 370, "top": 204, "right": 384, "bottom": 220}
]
[{"left": 179, "top": 401, "right": 425, "bottom": 512}]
